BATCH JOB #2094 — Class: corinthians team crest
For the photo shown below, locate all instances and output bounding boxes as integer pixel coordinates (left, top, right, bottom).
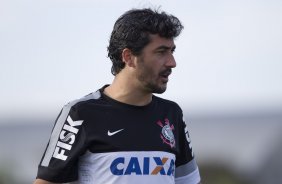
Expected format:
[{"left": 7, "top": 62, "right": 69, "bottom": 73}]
[{"left": 157, "top": 118, "right": 175, "bottom": 148}]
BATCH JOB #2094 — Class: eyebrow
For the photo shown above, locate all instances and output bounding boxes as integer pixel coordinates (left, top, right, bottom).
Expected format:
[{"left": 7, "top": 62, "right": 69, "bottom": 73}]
[{"left": 155, "top": 45, "right": 176, "bottom": 51}]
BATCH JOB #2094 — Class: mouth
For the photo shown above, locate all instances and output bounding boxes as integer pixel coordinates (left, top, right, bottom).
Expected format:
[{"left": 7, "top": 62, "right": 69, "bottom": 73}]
[{"left": 159, "top": 69, "right": 172, "bottom": 82}]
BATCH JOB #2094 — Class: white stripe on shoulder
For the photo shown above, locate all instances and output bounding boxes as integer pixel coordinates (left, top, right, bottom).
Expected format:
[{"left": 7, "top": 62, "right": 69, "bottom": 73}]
[
  {"left": 41, "top": 90, "right": 101, "bottom": 167},
  {"left": 175, "top": 167, "right": 200, "bottom": 184},
  {"left": 175, "top": 159, "right": 198, "bottom": 177}
]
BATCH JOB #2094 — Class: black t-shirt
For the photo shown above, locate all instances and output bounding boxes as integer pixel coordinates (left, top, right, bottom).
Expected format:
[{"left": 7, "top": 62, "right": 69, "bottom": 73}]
[{"left": 36, "top": 86, "right": 200, "bottom": 184}]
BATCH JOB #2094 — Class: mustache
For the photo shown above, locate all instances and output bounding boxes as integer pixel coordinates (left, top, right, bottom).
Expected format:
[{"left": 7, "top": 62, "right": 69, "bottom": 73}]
[{"left": 160, "top": 69, "right": 172, "bottom": 76}]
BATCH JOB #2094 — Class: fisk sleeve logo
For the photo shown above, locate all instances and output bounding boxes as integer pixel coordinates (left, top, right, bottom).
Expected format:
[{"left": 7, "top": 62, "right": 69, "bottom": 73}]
[{"left": 53, "top": 116, "right": 84, "bottom": 161}]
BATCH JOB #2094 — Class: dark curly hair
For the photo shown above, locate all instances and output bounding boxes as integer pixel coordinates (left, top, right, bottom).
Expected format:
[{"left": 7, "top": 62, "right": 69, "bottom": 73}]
[{"left": 107, "top": 8, "right": 184, "bottom": 75}]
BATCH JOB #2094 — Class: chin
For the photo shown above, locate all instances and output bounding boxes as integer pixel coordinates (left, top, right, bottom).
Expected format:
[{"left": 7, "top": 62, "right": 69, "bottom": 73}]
[
  {"left": 144, "top": 82, "right": 168, "bottom": 94},
  {"left": 154, "top": 90, "right": 166, "bottom": 94},
  {"left": 152, "top": 85, "right": 167, "bottom": 94}
]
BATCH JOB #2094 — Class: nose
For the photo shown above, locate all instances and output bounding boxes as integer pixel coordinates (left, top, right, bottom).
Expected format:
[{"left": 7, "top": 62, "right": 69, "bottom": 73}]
[{"left": 165, "top": 54, "right": 176, "bottom": 68}]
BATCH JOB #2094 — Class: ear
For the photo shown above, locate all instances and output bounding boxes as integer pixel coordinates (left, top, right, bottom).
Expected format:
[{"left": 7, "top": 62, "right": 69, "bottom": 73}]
[{"left": 121, "top": 48, "right": 136, "bottom": 68}]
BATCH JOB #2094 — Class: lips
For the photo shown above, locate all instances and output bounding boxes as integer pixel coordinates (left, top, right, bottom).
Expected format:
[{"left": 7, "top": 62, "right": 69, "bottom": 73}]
[
  {"left": 160, "top": 69, "right": 172, "bottom": 81},
  {"left": 160, "top": 69, "right": 171, "bottom": 77}
]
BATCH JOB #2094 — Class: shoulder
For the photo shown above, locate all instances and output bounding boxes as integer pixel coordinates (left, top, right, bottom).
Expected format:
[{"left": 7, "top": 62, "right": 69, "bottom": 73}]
[
  {"left": 62, "top": 90, "right": 102, "bottom": 111},
  {"left": 153, "top": 95, "right": 183, "bottom": 113}
]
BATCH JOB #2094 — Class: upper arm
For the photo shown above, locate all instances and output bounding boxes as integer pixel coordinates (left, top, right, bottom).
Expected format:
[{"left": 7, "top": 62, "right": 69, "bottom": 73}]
[
  {"left": 175, "top": 107, "right": 201, "bottom": 184},
  {"left": 36, "top": 103, "right": 87, "bottom": 183}
]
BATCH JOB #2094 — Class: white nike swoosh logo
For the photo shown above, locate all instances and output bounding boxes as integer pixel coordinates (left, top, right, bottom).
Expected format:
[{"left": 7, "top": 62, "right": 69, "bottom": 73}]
[{"left": 107, "top": 129, "right": 124, "bottom": 136}]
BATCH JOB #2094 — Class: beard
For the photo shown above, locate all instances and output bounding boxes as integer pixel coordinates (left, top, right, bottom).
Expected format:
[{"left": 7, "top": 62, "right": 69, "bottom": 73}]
[
  {"left": 136, "top": 57, "right": 171, "bottom": 94},
  {"left": 144, "top": 80, "right": 167, "bottom": 94}
]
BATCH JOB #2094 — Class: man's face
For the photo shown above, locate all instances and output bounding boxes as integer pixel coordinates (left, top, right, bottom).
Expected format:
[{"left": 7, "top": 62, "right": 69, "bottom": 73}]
[{"left": 135, "top": 34, "right": 176, "bottom": 94}]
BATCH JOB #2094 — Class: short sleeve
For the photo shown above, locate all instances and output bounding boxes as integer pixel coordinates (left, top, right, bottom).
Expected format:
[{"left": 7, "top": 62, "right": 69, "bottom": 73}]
[
  {"left": 175, "top": 109, "right": 201, "bottom": 184},
  {"left": 36, "top": 103, "right": 87, "bottom": 183}
]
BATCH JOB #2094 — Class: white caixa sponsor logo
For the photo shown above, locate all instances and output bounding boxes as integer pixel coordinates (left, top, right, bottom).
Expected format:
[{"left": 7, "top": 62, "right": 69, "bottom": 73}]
[{"left": 53, "top": 115, "right": 83, "bottom": 161}]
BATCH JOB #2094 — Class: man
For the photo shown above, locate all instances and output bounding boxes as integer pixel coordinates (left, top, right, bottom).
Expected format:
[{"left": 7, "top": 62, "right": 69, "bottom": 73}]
[{"left": 34, "top": 8, "right": 201, "bottom": 184}]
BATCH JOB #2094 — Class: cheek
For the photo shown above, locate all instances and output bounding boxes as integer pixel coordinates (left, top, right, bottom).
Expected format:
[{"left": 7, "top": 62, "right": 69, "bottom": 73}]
[
  {"left": 136, "top": 58, "right": 161, "bottom": 79},
  {"left": 145, "top": 65, "right": 159, "bottom": 79}
]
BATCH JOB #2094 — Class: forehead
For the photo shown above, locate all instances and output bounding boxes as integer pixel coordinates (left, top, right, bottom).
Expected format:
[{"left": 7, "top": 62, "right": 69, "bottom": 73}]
[{"left": 145, "top": 34, "right": 175, "bottom": 51}]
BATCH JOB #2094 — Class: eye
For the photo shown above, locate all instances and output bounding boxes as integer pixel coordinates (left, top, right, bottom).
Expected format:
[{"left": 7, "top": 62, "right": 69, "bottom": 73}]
[
  {"left": 157, "top": 50, "right": 166, "bottom": 54},
  {"left": 155, "top": 50, "right": 167, "bottom": 56}
]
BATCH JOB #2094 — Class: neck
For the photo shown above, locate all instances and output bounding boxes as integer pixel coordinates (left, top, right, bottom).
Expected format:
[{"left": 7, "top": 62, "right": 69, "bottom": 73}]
[{"left": 104, "top": 74, "right": 152, "bottom": 106}]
